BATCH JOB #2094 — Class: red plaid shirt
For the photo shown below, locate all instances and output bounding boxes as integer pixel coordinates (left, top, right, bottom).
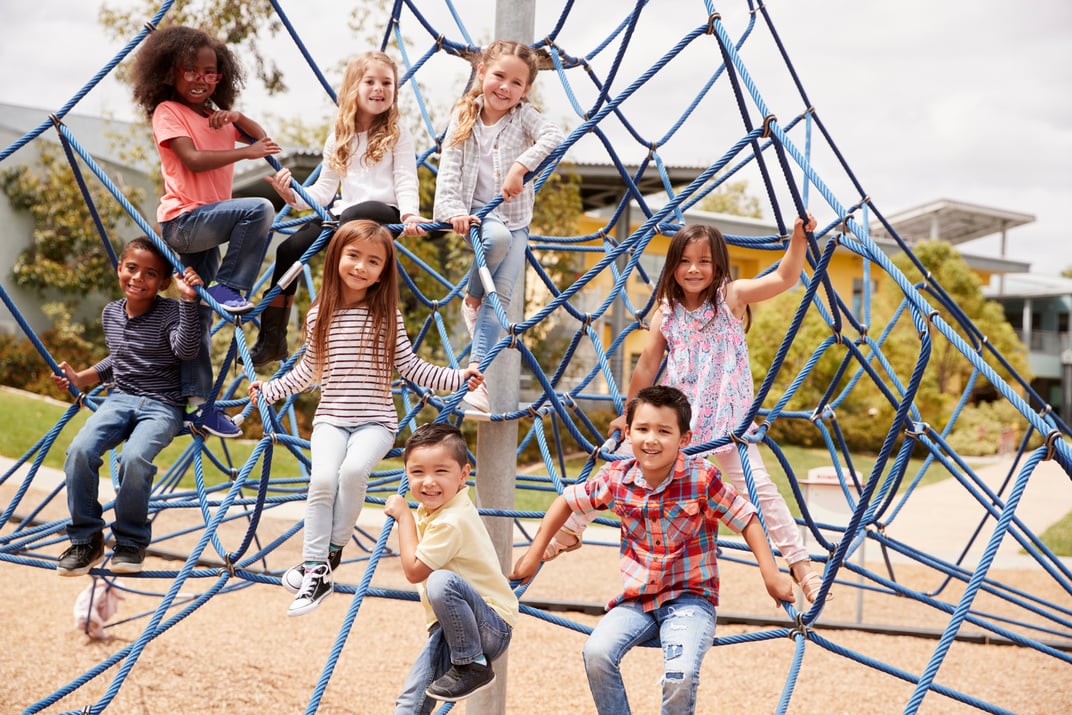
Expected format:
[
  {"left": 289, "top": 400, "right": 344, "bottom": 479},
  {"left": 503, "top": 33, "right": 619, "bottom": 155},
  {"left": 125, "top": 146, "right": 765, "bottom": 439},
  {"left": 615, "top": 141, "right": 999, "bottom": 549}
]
[{"left": 563, "top": 452, "right": 756, "bottom": 611}]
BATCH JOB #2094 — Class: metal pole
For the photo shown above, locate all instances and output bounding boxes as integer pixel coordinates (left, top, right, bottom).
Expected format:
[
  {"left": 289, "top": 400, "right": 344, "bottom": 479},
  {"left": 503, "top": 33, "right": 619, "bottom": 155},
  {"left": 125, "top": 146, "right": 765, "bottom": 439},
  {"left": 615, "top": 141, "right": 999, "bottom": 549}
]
[{"left": 471, "top": 3, "right": 534, "bottom": 712}]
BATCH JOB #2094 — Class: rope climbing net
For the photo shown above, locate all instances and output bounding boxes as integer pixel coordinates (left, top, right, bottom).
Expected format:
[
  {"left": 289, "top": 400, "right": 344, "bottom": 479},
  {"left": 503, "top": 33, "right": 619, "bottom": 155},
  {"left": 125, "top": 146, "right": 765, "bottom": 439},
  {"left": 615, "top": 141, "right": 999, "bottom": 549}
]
[{"left": 0, "top": 1, "right": 1070, "bottom": 713}]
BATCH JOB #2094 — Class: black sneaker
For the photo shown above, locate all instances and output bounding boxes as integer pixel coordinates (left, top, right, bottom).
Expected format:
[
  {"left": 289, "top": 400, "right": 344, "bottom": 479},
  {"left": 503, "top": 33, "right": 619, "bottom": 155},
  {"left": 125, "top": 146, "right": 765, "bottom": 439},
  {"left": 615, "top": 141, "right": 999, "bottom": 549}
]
[
  {"left": 287, "top": 563, "right": 333, "bottom": 616},
  {"left": 111, "top": 545, "right": 146, "bottom": 573},
  {"left": 57, "top": 533, "right": 104, "bottom": 577},
  {"left": 425, "top": 662, "right": 495, "bottom": 702},
  {"left": 282, "top": 547, "right": 343, "bottom": 594}
]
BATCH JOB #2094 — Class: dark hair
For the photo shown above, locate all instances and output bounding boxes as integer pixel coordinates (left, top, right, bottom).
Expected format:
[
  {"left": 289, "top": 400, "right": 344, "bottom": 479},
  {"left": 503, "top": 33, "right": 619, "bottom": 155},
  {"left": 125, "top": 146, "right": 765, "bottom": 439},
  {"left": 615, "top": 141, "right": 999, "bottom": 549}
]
[
  {"left": 403, "top": 423, "right": 469, "bottom": 467},
  {"left": 120, "top": 236, "right": 170, "bottom": 272},
  {"left": 654, "top": 223, "right": 750, "bottom": 330},
  {"left": 130, "top": 25, "right": 245, "bottom": 118},
  {"left": 625, "top": 385, "right": 692, "bottom": 433}
]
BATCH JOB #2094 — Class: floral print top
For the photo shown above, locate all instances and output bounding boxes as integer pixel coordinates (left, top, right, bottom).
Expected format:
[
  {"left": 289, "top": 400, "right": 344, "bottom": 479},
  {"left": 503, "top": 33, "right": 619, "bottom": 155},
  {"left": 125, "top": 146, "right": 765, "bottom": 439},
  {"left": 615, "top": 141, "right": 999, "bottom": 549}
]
[{"left": 659, "top": 286, "right": 753, "bottom": 454}]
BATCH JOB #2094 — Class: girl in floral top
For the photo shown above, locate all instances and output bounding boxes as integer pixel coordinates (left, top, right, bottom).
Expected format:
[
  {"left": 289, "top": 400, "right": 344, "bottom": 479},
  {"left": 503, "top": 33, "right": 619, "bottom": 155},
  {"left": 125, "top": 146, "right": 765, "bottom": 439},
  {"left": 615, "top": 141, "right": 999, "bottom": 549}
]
[{"left": 550, "top": 214, "right": 828, "bottom": 603}]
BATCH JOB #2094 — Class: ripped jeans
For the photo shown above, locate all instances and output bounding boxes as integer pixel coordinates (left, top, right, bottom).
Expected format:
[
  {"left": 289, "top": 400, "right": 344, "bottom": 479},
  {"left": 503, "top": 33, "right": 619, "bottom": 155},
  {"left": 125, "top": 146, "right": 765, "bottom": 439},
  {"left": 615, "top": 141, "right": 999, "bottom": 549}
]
[{"left": 583, "top": 594, "right": 716, "bottom": 715}]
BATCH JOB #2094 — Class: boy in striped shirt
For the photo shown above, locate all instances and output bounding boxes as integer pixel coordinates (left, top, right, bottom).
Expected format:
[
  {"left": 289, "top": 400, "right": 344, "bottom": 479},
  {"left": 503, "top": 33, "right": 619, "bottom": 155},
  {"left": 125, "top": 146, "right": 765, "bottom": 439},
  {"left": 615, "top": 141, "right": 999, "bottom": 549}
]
[
  {"left": 512, "top": 385, "right": 794, "bottom": 715},
  {"left": 54, "top": 237, "right": 201, "bottom": 576}
]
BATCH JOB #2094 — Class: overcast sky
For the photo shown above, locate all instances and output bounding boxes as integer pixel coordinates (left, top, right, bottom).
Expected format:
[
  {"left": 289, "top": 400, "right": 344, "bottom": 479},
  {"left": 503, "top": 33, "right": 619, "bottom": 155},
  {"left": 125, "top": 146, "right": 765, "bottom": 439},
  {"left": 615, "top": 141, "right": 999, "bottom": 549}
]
[{"left": 1, "top": 0, "right": 1069, "bottom": 274}]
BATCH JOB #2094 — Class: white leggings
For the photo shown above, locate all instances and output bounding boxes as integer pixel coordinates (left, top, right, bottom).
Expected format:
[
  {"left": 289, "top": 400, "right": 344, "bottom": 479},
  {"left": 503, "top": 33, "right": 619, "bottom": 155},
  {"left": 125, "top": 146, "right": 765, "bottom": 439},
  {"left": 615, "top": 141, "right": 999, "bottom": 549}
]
[{"left": 560, "top": 442, "right": 810, "bottom": 566}]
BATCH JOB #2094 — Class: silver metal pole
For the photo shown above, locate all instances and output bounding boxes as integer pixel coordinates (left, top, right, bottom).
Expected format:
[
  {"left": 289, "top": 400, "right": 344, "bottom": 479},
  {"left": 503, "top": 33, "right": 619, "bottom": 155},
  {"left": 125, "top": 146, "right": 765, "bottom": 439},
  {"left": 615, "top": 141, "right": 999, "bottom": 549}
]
[{"left": 471, "top": 3, "right": 534, "bottom": 712}]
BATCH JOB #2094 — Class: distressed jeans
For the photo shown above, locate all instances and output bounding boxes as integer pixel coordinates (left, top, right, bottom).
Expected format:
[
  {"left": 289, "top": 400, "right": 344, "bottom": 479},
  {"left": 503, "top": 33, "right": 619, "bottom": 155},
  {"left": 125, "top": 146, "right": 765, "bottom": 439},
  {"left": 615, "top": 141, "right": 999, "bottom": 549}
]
[
  {"left": 465, "top": 215, "right": 529, "bottom": 364},
  {"left": 583, "top": 593, "right": 716, "bottom": 715},
  {"left": 394, "top": 570, "right": 513, "bottom": 714},
  {"left": 64, "top": 393, "right": 183, "bottom": 549}
]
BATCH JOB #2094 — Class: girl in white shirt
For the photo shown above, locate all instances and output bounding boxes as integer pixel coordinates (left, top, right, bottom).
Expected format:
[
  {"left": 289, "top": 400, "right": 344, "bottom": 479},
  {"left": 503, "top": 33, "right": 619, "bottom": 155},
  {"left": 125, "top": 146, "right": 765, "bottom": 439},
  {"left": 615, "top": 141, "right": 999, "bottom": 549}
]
[
  {"left": 249, "top": 221, "right": 482, "bottom": 616},
  {"left": 252, "top": 51, "right": 426, "bottom": 367}
]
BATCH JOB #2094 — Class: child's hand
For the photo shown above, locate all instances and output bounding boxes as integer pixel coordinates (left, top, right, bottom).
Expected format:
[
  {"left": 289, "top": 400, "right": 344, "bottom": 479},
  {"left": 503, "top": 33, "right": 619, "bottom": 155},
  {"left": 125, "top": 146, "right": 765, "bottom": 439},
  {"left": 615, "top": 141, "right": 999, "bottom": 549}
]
[
  {"left": 245, "top": 136, "right": 281, "bottom": 159},
  {"left": 793, "top": 211, "right": 817, "bottom": 240},
  {"left": 207, "top": 110, "right": 243, "bottom": 129},
  {"left": 764, "top": 572, "right": 796, "bottom": 608},
  {"left": 462, "top": 366, "right": 484, "bottom": 391},
  {"left": 501, "top": 162, "right": 527, "bottom": 202},
  {"left": 174, "top": 267, "right": 202, "bottom": 302},
  {"left": 400, "top": 214, "right": 428, "bottom": 237},
  {"left": 248, "top": 380, "right": 263, "bottom": 402},
  {"left": 266, "top": 168, "right": 297, "bottom": 205},
  {"left": 449, "top": 214, "right": 480, "bottom": 235},
  {"left": 50, "top": 361, "right": 79, "bottom": 391},
  {"left": 383, "top": 494, "right": 409, "bottom": 519},
  {"left": 510, "top": 549, "right": 541, "bottom": 585},
  {"left": 608, "top": 413, "right": 627, "bottom": 437}
]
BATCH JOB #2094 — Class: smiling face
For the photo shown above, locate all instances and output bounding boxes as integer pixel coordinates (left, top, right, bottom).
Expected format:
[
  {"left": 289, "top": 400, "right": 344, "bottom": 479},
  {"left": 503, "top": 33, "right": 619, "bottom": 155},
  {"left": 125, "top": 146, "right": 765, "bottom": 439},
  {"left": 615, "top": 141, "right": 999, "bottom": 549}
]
[
  {"left": 625, "top": 402, "right": 691, "bottom": 488},
  {"left": 337, "top": 235, "right": 388, "bottom": 306},
  {"left": 172, "top": 45, "right": 220, "bottom": 110},
  {"left": 117, "top": 246, "right": 170, "bottom": 315},
  {"left": 477, "top": 55, "right": 531, "bottom": 123},
  {"left": 354, "top": 60, "right": 396, "bottom": 128},
  {"left": 673, "top": 238, "right": 715, "bottom": 310},
  {"left": 405, "top": 443, "right": 471, "bottom": 512}
]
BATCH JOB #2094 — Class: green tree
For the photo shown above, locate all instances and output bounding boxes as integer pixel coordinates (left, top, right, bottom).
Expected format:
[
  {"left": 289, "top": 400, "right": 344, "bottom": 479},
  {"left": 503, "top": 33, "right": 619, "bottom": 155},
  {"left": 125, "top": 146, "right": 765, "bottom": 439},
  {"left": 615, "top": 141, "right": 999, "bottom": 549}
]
[{"left": 694, "top": 175, "right": 762, "bottom": 217}]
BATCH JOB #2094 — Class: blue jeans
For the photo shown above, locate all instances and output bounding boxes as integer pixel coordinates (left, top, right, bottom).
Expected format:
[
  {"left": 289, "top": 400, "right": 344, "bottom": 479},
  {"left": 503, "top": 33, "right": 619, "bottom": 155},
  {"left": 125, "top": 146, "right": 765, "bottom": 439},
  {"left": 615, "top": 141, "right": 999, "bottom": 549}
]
[
  {"left": 394, "top": 571, "right": 513, "bottom": 714},
  {"left": 583, "top": 594, "right": 716, "bottom": 715},
  {"left": 303, "top": 422, "right": 395, "bottom": 561},
  {"left": 465, "top": 216, "right": 528, "bottom": 364},
  {"left": 64, "top": 393, "right": 183, "bottom": 549},
  {"left": 161, "top": 197, "right": 274, "bottom": 399}
]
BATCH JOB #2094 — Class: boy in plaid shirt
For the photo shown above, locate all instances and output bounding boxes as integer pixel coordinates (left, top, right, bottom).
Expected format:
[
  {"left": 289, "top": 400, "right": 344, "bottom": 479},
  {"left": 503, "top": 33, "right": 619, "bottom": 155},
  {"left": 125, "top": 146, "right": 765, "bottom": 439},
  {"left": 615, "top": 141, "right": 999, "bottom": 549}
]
[{"left": 512, "top": 385, "right": 794, "bottom": 715}]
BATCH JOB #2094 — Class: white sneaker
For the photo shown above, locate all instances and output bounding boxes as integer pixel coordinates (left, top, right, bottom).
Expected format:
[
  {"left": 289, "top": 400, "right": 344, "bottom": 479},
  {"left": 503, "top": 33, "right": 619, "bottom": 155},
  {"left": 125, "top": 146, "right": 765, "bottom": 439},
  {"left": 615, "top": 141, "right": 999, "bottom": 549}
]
[
  {"left": 287, "top": 563, "right": 333, "bottom": 617},
  {"left": 461, "top": 300, "right": 479, "bottom": 337},
  {"left": 462, "top": 383, "right": 490, "bottom": 412}
]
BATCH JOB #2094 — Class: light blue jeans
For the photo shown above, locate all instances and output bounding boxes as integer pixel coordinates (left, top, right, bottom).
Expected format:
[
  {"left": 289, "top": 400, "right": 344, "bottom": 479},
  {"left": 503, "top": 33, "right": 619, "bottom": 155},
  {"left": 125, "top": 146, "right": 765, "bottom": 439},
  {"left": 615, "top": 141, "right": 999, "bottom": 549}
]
[
  {"left": 303, "top": 422, "right": 395, "bottom": 561},
  {"left": 394, "top": 570, "right": 513, "bottom": 714},
  {"left": 161, "top": 197, "right": 274, "bottom": 400},
  {"left": 64, "top": 393, "right": 183, "bottom": 549},
  {"left": 583, "top": 594, "right": 717, "bottom": 715},
  {"left": 465, "top": 215, "right": 529, "bottom": 364}
]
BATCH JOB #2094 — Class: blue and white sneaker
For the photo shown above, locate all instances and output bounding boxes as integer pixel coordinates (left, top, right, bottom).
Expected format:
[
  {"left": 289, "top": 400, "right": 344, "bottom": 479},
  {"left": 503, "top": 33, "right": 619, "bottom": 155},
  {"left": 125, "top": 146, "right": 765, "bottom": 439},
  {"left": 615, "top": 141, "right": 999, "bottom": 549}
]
[
  {"left": 204, "top": 283, "right": 255, "bottom": 315},
  {"left": 186, "top": 405, "right": 241, "bottom": 438}
]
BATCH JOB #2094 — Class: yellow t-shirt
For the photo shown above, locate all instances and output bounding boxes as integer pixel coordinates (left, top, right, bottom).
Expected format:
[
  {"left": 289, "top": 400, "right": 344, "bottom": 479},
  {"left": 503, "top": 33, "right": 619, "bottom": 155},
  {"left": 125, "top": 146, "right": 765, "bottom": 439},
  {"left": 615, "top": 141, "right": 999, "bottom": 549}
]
[{"left": 415, "top": 489, "right": 519, "bottom": 630}]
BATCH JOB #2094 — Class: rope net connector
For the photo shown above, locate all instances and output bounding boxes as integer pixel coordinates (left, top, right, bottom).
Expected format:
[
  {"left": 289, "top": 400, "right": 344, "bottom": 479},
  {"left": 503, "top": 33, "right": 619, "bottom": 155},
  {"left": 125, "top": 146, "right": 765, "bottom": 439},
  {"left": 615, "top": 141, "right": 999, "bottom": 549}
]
[{"left": 762, "top": 114, "right": 777, "bottom": 138}]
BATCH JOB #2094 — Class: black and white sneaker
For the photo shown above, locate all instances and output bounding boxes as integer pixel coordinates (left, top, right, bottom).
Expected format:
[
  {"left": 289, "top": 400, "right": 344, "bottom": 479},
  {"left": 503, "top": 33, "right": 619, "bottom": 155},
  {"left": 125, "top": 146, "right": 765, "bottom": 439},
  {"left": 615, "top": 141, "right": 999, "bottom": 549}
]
[
  {"left": 57, "top": 533, "right": 104, "bottom": 577},
  {"left": 425, "top": 662, "right": 495, "bottom": 702},
  {"left": 287, "top": 563, "right": 333, "bottom": 616},
  {"left": 281, "top": 547, "right": 343, "bottom": 593},
  {"left": 111, "top": 545, "right": 146, "bottom": 573}
]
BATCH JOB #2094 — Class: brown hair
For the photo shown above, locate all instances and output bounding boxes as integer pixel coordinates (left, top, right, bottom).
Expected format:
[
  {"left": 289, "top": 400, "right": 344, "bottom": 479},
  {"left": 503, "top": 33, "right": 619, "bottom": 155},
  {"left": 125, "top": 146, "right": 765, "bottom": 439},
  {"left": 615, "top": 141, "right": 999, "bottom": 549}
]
[
  {"left": 653, "top": 223, "right": 750, "bottom": 330},
  {"left": 130, "top": 25, "right": 244, "bottom": 118},
  {"left": 330, "top": 52, "right": 402, "bottom": 172},
  {"left": 445, "top": 40, "right": 539, "bottom": 148},
  {"left": 626, "top": 385, "right": 692, "bottom": 433},
  {"left": 307, "top": 221, "right": 398, "bottom": 391},
  {"left": 403, "top": 422, "right": 470, "bottom": 467}
]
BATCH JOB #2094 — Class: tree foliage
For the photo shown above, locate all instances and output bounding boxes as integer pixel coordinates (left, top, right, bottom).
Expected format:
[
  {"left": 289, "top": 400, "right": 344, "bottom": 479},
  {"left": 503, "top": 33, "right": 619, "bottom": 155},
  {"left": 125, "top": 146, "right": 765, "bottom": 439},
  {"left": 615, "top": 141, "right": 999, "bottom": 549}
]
[
  {"left": 695, "top": 175, "right": 762, "bottom": 218},
  {"left": 1, "top": 146, "right": 136, "bottom": 300}
]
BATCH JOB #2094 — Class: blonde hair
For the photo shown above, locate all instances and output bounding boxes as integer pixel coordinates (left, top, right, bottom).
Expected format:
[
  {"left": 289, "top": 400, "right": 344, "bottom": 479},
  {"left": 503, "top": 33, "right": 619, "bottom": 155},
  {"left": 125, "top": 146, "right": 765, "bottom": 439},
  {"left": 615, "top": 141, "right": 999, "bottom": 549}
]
[
  {"left": 330, "top": 52, "right": 401, "bottom": 173},
  {"left": 446, "top": 40, "right": 539, "bottom": 148},
  {"left": 307, "top": 221, "right": 399, "bottom": 391}
]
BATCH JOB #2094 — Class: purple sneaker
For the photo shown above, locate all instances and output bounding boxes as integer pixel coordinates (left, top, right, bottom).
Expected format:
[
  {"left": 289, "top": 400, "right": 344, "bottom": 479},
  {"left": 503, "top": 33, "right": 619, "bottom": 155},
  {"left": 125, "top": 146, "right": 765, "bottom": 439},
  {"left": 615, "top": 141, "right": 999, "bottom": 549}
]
[{"left": 205, "top": 283, "right": 254, "bottom": 315}]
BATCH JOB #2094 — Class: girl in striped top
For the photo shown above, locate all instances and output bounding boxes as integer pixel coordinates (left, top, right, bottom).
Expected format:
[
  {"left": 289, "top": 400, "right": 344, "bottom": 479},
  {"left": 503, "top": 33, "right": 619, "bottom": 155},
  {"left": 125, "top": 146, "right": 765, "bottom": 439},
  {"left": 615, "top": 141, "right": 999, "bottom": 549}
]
[{"left": 249, "top": 220, "right": 483, "bottom": 616}]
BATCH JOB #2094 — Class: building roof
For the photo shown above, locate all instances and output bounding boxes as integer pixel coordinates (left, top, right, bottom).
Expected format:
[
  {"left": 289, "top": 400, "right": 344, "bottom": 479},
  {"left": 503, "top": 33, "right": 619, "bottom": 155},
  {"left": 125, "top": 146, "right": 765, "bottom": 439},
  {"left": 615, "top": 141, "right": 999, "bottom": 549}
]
[
  {"left": 983, "top": 273, "right": 1072, "bottom": 300},
  {"left": 869, "top": 198, "right": 1035, "bottom": 245}
]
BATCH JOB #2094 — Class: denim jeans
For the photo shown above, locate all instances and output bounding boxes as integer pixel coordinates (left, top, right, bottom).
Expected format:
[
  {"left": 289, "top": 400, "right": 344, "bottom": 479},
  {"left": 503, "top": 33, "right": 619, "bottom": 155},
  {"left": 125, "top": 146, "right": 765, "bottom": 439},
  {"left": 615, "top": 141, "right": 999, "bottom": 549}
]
[
  {"left": 465, "top": 215, "right": 529, "bottom": 364},
  {"left": 64, "top": 393, "right": 183, "bottom": 549},
  {"left": 161, "top": 197, "right": 274, "bottom": 399},
  {"left": 303, "top": 422, "right": 395, "bottom": 561},
  {"left": 583, "top": 594, "right": 716, "bottom": 715},
  {"left": 394, "top": 570, "right": 513, "bottom": 714}
]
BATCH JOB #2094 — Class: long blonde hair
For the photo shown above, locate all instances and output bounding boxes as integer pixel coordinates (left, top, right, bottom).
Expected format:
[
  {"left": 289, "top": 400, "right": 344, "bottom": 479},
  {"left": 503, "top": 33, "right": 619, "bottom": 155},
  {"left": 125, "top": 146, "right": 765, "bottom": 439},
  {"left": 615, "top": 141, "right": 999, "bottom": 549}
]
[
  {"left": 446, "top": 40, "right": 539, "bottom": 148},
  {"left": 308, "top": 221, "right": 399, "bottom": 391},
  {"left": 330, "top": 52, "right": 401, "bottom": 173}
]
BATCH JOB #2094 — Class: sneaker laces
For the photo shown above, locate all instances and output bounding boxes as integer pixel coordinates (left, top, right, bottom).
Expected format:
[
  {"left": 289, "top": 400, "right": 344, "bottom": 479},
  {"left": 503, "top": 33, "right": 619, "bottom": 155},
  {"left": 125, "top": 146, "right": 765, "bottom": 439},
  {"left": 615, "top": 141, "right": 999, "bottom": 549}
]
[{"left": 296, "top": 565, "right": 327, "bottom": 599}]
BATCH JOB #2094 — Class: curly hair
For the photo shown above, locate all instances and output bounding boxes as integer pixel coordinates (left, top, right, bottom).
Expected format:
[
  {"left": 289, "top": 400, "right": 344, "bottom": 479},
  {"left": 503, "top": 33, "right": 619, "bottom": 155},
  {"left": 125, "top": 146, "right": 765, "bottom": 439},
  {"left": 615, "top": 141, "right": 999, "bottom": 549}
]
[
  {"left": 446, "top": 39, "right": 539, "bottom": 148},
  {"left": 130, "top": 25, "right": 245, "bottom": 118},
  {"left": 330, "top": 52, "right": 401, "bottom": 173}
]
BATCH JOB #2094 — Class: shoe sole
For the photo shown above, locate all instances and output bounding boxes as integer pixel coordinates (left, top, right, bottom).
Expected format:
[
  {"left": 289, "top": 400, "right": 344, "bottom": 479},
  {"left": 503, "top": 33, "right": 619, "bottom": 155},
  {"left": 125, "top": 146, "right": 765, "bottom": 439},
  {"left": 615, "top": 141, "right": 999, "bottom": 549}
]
[
  {"left": 425, "top": 674, "right": 496, "bottom": 702},
  {"left": 287, "top": 590, "right": 331, "bottom": 617},
  {"left": 56, "top": 555, "right": 104, "bottom": 577},
  {"left": 111, "top": 561, "right": 144, "bottom": 574}
]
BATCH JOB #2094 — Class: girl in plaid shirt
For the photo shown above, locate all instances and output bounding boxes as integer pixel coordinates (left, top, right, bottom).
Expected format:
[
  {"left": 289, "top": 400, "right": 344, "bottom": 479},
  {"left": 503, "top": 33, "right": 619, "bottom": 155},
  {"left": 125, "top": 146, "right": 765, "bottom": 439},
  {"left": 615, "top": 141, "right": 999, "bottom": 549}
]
[
  {"left": 433, "top": 39, "right": 564, "bottom": 412},
  {"left": 513, "top": 386, "right": 794, "bottom": 715}
]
